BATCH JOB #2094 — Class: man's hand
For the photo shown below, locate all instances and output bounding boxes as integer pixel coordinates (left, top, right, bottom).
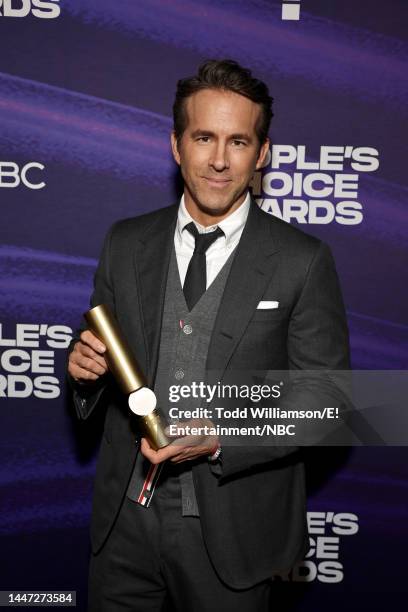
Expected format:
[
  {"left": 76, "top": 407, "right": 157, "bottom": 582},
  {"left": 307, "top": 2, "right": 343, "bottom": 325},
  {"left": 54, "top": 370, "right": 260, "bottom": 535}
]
[
  {"left": 140, "top": 418, "right": 219, "bottom": 464},
  {"left": 68, "top": 330, "right": 108, "bottom": 383}
]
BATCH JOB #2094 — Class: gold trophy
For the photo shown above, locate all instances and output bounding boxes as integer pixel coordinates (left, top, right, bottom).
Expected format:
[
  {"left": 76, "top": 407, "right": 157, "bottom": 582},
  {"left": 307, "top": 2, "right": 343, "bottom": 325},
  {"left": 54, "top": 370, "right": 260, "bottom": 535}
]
[{"left": 84, "top": 304, "right": 170, "bottom": 450}]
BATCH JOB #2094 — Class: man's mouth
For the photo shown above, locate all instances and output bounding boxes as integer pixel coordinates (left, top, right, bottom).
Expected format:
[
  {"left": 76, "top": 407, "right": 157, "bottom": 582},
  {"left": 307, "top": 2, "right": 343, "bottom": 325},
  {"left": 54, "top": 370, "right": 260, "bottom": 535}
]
[{"left": 203, "top": 177, "right": 232, "bottom": 187}]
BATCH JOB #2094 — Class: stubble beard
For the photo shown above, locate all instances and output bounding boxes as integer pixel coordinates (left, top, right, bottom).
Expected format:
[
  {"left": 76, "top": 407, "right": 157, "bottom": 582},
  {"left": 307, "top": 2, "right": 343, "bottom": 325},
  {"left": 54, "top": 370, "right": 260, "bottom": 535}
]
[{"left": 185, "top": 180, "right": 248, "bottom": 220}]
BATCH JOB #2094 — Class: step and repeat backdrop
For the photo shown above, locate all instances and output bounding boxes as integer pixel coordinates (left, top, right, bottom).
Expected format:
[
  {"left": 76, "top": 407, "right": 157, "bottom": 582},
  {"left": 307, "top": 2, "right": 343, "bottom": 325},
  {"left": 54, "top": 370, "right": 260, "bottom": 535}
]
[{"left": 1, "top": 1, "right": 407, "bottom": 610}]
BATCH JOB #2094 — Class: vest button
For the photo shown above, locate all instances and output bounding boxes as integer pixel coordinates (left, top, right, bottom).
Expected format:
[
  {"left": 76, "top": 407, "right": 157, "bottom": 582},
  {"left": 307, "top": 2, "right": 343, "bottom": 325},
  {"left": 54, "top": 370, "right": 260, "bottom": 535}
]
[
  {"left": 183, "top": 324, "right": 193, "bottom": 335},
  {"left": 175, "top": 369, "right": 185, "bottom": 380}
]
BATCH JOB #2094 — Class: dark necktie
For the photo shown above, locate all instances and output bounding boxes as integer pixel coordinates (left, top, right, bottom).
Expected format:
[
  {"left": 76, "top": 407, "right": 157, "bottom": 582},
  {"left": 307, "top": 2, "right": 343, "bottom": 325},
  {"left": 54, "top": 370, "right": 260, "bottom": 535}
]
[{"left": 183, "top": 222, "right": 224, "bottom": 311}]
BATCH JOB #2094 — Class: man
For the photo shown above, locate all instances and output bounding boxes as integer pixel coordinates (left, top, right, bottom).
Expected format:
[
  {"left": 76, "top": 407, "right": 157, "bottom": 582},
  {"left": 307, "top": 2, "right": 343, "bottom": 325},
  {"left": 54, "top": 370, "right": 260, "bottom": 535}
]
[{"left": 68, "top": 59, "right": 350, "bottom": 611}]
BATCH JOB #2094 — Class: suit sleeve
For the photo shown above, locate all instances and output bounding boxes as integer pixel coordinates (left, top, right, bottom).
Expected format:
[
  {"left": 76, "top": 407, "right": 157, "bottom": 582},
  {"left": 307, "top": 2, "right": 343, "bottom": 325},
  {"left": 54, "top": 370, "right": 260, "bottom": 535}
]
[
  {"left": 66, "top": 223, "right": 117, "bottom": 420},
  {"left": 218, "top": 241, "right": 351, "bottom": 480}
]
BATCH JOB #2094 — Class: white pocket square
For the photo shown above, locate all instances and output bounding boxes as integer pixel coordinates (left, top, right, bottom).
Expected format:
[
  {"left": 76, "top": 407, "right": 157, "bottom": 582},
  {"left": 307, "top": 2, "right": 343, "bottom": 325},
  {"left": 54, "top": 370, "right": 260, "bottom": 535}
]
[{"left": 257, "top": 301, "right": 279, "bottom": 310}]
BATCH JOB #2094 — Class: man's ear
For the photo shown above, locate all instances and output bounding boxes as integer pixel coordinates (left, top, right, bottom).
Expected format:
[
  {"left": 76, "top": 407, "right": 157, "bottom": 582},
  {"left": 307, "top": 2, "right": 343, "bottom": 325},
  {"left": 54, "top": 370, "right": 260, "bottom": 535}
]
[
  {"left": 171, "top": 131, "right": 181, "bottom": 165},
  {"left": 255, "top": 138, "right": 270, "bottom": 170}
]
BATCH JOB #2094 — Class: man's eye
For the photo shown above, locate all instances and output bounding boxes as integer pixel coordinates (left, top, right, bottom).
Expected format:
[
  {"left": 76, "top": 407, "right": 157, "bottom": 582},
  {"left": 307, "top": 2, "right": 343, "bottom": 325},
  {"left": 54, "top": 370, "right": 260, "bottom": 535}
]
[
  {"left": 197, "top": 136, "right": 210, "bottom": 143},
  {"left": 232, "top": 140, "right": 246, "bottom": 147}
]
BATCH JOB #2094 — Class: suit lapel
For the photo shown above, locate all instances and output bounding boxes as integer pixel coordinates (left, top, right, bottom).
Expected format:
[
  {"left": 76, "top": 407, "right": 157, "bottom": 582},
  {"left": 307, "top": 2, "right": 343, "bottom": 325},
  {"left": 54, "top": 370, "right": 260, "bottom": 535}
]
[
  {"left": 206, "top": 202, "right": 280, "bottom": 376},
  {"left": 133, "top": 205, "right": 178, "bottom": 386}
]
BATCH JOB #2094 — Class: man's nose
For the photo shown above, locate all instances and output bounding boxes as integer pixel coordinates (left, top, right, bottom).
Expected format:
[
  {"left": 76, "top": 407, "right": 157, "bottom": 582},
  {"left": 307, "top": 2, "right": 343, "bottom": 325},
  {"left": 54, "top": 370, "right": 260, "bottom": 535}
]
[{"left": 209, "top": 142, "right": 230, "bottom": 171}]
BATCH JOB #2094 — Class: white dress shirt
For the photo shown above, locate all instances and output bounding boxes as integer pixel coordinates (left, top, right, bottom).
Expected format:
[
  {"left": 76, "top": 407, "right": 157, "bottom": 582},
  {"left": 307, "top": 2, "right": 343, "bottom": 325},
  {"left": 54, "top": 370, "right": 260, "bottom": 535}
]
[{"left": 174, "top": 193, "right": 251, "bottom": 289}]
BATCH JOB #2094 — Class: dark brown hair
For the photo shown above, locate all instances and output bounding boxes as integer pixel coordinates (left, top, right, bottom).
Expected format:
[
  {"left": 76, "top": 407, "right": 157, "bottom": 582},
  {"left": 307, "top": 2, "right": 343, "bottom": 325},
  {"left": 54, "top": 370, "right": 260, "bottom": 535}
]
[{"left": 173, "top": 59, "right": 273, "bottom": 145}]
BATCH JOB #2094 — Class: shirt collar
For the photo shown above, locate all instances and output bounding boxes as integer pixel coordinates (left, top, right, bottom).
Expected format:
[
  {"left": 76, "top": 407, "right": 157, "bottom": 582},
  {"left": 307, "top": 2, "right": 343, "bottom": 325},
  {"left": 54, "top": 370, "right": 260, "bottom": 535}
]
[{"left": 176, "top": 193, "right": 251, "bottom": 248}]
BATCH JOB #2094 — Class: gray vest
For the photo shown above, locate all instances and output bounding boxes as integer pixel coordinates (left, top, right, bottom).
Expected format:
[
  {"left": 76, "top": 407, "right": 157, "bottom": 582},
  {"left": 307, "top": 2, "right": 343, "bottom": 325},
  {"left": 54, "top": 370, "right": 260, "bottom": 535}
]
[{"left": 126, "top": 245, "right": 235, "bottom": 514}]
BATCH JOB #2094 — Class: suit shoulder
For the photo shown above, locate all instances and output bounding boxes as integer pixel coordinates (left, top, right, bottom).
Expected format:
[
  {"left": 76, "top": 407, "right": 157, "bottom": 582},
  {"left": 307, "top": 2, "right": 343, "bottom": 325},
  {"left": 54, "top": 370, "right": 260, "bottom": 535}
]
[
  {"left": 106, "top": 204, "right": 178, "bottom": 242},
  {"left": 260, "top": 206, "right": 324, "bottom": 254}
]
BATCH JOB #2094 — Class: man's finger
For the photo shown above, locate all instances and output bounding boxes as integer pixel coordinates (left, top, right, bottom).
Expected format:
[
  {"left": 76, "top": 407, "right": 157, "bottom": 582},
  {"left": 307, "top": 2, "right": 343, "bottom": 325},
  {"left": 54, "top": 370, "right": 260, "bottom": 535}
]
[
  {"left": 70, "top": 351, "right": 107, "bottom": 376},
  {"left": 168, "top": 432, "right": 215, "bottom": 451},
  {"left": 80, "top": 330, "right": 106, "bottom": 353},
  {"left": 69, "top": 363, "right": 100, "bottom": 382},
  {"left": 78, "top": 344, "right": 108, "bottom": 368},
  {"left": 140, "top": 438, "right": 171, "bottom": 464},
  {"left": 140, "top": 438, "right": 187, "bottom": 464},
  {"left": 169, "top": 447, "right": 199, "bottom": 463}
]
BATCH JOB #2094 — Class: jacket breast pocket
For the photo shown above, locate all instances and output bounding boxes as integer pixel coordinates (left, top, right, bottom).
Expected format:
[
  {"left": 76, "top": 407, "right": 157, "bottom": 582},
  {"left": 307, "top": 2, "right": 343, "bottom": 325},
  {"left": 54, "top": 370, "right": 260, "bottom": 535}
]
[{"left": 250, "top": 306, "right": 289, "bottom": 323}]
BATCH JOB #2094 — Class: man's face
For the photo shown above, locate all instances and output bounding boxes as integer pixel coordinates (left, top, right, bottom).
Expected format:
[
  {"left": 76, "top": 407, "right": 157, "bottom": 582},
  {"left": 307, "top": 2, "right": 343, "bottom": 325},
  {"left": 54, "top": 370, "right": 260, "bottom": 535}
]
[{"left": 171, "top": 89, "right": 269, "bottom": 225}]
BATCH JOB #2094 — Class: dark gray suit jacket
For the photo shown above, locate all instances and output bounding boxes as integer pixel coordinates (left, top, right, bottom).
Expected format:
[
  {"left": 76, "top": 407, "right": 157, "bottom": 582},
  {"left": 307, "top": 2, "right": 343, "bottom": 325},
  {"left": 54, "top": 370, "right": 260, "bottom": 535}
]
[{"left": 69, "top": 201, "right": 350, "bottom": 589}]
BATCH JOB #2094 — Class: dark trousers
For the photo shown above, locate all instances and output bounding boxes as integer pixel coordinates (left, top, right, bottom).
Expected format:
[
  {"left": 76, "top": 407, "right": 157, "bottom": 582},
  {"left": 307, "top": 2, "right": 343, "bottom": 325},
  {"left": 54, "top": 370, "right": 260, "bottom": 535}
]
[{"left": 88, "top": 466, "right": 271, "bottom": 611}]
